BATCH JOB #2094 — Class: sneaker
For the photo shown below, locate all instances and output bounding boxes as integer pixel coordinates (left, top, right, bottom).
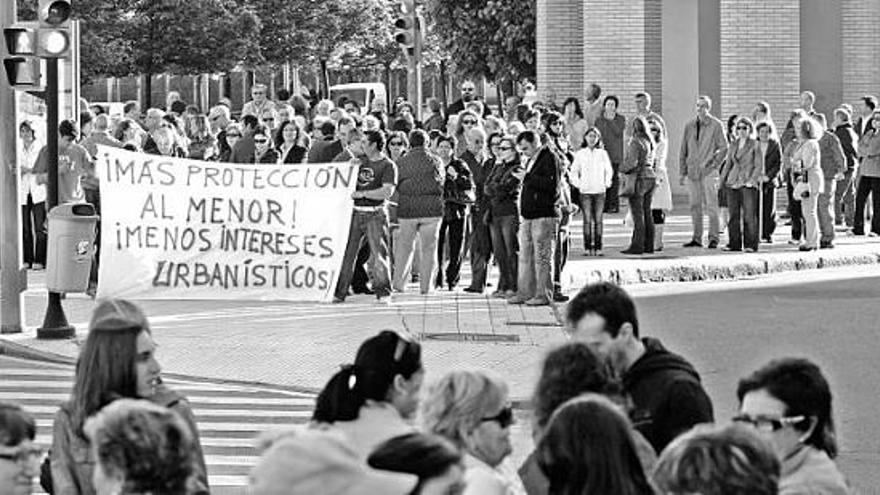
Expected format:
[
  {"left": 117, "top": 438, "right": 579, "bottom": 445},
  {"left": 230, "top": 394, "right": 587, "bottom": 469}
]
[
  {"left": 377, "top": 295, "right": 393, "bottom": 305},
  {"left": 463, "top": 287, "right": 483, "bottom": 294},
  {"left": 722, "top": 246, "right": 742, "bottom": 252},
  {"left": 683, "top": 240, "right": 703, "bottom": 248},
  {"left": 332, "top": 296, "right": 345, "bottom": 304},
  {"left": 799, "top": 245, "right": 817, "bottom": 252},
  {"left": 524, "top": 297, "right": 550, "bottom": 306},
  {"left": 788, "top": 239, "right": 801, "bottom": 245},
  {"left": 504, "top": 290, "right": 517, "bottom": 298},
  {"left": 32, "top": 263, "right": 45, "bottom": 271},
  {"left": 745, "top": 247, "right": 757, "bottom": 253},
  {"left": 761, "top": 237, "right": 773, "bottom": 244},
  {"left": 595, "top": 249, "right": 604, "bottom": 257},
  {"left": 553, "top": 293, "right": 570, "bottom": 303},
  {"left": 870, "top": 232, "right": 879, "bottom": 237},
  {"left": 507, "top": 295, "right": 528, "bottom": 305},
  {"left": 708, "top": 240, "right": 719, "bottom": 249},
  {"left": 819, "top": 241, "right": 834, "bottom": 249},
  {"left": 491, "top": 290, "right": 507, "bottom": 299}
]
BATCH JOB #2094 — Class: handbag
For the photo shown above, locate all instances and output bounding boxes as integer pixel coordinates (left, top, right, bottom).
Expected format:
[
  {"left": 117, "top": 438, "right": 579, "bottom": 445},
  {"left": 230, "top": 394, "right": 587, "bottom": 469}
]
[{"left": 619, "top": 172, "right": 637, "bottom": 197}]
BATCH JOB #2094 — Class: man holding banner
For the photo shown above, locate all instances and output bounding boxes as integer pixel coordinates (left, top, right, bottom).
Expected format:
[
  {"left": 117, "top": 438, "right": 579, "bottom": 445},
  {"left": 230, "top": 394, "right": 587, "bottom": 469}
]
[{"left": 333, "top": 130, "right": 398, "bottom": 304}]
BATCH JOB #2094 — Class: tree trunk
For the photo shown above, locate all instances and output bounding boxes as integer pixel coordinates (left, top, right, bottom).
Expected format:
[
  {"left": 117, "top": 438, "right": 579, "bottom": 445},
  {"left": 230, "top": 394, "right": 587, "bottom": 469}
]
[
  {"left": 384, "top": 63, "right": 392, "bottom": 110},
  {"left": 439, "top": 59, "right": 449, "bottom": 116},
  {"left": 319, "top": 59, "right": 330, "bottom": 99},
  {"left": 496, "top": 82, "right": 504, "bottom": 116},
  {"left": 144, "top": 73, "right": 152, "bottom": 109}
]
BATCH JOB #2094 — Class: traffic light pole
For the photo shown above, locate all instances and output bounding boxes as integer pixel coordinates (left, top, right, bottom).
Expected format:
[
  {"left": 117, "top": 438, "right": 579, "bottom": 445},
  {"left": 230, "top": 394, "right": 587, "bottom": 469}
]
[
  {"left": 0, "top": 0, "right": 26, "bottom": 334},
  {"left": 37, "top": 56, "right": 73, "bottom": 340}
]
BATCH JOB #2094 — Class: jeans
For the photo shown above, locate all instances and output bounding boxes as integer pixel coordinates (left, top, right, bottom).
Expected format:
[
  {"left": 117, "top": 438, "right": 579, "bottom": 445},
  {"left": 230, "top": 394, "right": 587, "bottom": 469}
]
[
  {"left": 516, "top": 217, "right": 557, "bottom": 302},
  {"left": 760, "top": 182, "right": 777, "bottom": 240},
  {"left": 489, "top": 214, "right": 519, "bottom": 292},
  {"left": 604, "top": 162, "right": 621, "bottom": 212},
  {"left": 85, "top": 188, "right": 101, "bottom": 286},
  {"left": 436, "top": 215, "right": 466, "bottom": 288},
  {"left": 580, "top": 193, "right": 605, "bottom": 250},
  {"left": 554, "top": 220, "right": 570, "bottom": 295},
  {"left": 834, "top": 170, "right": 856, "bottom": 226},
  {"left": 786, "top": 182, "right": 804, "bottom": 241},
  {"left": 334, "top": 210, "right": 392, "bottom": 300},
  {"left": 468, "top": 208, "right": 493, "bottom": 290},
  {"left": 21, "top": 197, "right": 47, "bottom": 266},
  {"left": 800, "top": 193, "right": 820, "bottom": 248},
  {"left": 854, "top": 176, "right": 880, "bottom": 235},
  {"left": 817, "top": 178, "right": 837, "bottom": 243},
  {"left": 687, "top": 173, "right": 720, "bottom": 244},
  {"left": 393, "top": 217, "right": 441, "bottom": 293},
  {"left": 627, "top": 178, "right": 656, "bottom": 254},
  {"left": 727, "top": 187, "right": 759, "bottom": 250}
]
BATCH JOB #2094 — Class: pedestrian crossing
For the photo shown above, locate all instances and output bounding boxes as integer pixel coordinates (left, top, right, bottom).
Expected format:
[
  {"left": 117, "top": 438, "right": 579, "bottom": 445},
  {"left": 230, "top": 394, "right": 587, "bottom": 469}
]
[{"left": 0, "top": 356, "right": 316, "bottom": 495}]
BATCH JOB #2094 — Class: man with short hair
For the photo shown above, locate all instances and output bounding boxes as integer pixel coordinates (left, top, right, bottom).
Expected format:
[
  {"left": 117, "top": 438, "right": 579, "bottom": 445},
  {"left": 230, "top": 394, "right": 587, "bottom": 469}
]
[
  {"left": 446, "top": 80, "right": 490, "bottom": 123},
  {"left": 393, "top": 130, "right": 445, "bottom": 294},
  {"left": 679, "top": 95, "right": 728, "bottom": 249},
  {"left": 33, "top": 120, "right": 92, "bottom": 204},
  {"left": 334, "top": 130, "right": 397, "bottom": 304},
  {"left": 583, "top": 83, "right": 603, "bottom": 127},
  {"left": 833, "top": 108, "right": 860, "bottom": 228},
  {"left": 461, "top": 127, "right": 493, "bottom": 293},
  {"left": 815, "top": 114, "right": 846, "bottom": 248},
  {"left": 566, "top": 281, "right": 714, "bottom": 452},
  {"left": 625, "top": 91, "right": 666, "bottom": 143},
  {"left": 241, "top": 83, "right": 276, "bottom": 118},
  {"left": 310, "top": 117, "right": 355, "bottom": 164},
  {"left": 855, "top": 95, "right": 878, "bottom": 138},
  {"left": 80, "top": 114, "right": 123, "bottom": 158},
  {"left": 123, "top": 100, "right": 141, "bottom": 124},
  {"left": 230, "top": 114, "right": 259, "bottom": 164},
  {"left": 508, "top": 131, "right": 559, "bottom": 306}
]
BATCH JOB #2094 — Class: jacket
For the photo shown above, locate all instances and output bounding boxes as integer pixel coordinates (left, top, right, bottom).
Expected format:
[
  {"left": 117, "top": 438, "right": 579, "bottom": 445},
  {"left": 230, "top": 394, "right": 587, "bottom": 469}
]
[
  {"left": 818, "top": 131, "right": 846, "bottom": 180},
  {"left": 461, "top": 150, "right": 491, "bottom": 212},
  {"left": 780, "top": 445, "right": 849, "bottom": 495},
  {"left": 759, "top": 139, "right": 782, "bottom": 183},
  {"left": 569, "top": 147, "right": 613, "bottom": 194},
  {"left": 50, "top": 386, "right": 209, "bottom": 495},
  {"left": 623, "top": 337, "right": 715, "bottom": 453},
  {"left": 443, "top": 158, "right": 475, "bottom": 220},
  {"left": 858, "top": 129, "right": 880, "bottom": 178},
  {"left": 791, "top": 139, "right": 824, "bottom": 196},
  {"left": 484, "top": 157, "right": 524, "bottom": 218},
  {"left": 280, "top": 144, "right": 307, "bottom": 164},
  {"left": 721, "top": 138, "right": 762, "bottom": 189},
  {"left": 230, "top": 132, "right": 255, "bottom": 164},
  {"left": 396, "top": 146, "right": 445, "bottom": 219},
  {"left": 679, "top": 115, "right": 728, "bottom": 179},
  {"left": 256, "top": 148, "right": 280, "bottom": 164},
  {"left": 834, "top": 124, "right": 859, "bottom": 171},
  {"left": 621, "top": 138, "right": 656, "bottom": 180},
  {"left": 520, "top": 147, "right": 560, "bottom": 220},
  {"left": 594, "top": 113, "right": 626, "bottom": 165},
  {"left": 651, "top": 139, "right": 674, "bottom": 211}
]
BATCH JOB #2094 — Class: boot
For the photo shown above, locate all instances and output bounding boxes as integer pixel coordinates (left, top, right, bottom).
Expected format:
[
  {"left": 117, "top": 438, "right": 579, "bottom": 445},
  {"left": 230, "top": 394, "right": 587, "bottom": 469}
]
[{"left": 654, "top": 224, "right": 664, "bottom": 252}]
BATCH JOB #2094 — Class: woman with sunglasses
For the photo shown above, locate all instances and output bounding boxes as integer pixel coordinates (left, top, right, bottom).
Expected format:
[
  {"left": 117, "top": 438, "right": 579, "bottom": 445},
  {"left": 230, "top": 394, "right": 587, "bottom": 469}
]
[
  {"left": 1, "top": 402, "right": 40, "bottom": 495},
  {"left": 420, "top": 369, "right": 520, "bottom": 495},
  {"left": 455, "top": 110, "right": 482, "bottom": 158},
  {"left": 720, "top": 117, "right": 762, "bottom": 252},
  {"left": 387, "top": 131, "right": 410, "bottom": 162},
  {"left": 252, "top": 125, "right": 279, "bottom": 164},
  {"left": 485, "top": 134, "right": 524, "bottom": 297},
  {"left": 49, "top": 299, "right": 208, "bottom": 495},
  {"left": 219, "top": 122, "right": 242, "bottom": 162},
  {"left": 736, "top": 358, "right": 849, "bottom": 494},
  {"left": 313, "top": 330, "right": 424, "bottom": 459}
]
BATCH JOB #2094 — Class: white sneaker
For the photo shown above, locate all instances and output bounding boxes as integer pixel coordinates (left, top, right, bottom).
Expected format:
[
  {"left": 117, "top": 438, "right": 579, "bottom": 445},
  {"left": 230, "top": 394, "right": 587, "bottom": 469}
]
[{"left": 377, "top": 295, "right": 393, "bottom": 305}]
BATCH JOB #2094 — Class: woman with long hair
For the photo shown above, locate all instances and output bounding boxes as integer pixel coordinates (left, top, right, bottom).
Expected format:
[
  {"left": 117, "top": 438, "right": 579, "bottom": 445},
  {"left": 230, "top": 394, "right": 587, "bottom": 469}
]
[
  {"left": 721, "top": 116, "right": 762, "bottom": 252},
  {"left": 313, "top": 330, "right": 424, "bottom": 458},
  {"left": 790, "top": 118, "right": 824, "bottom": 251},
  {"left": 620, "top": 116, "right": 657, "bottom": 255},
  {"left": 562, "top": 97, "right": 587, "bottom": 152},
  {"left": 184, "top": 114, "right": 216, "bottom": 161},
  {"left": 536, "top": 395, "right": 654, "bottom": 495},
  {"left": 49, "top": 299, "right": 208, "bottom": 495},
  {"left": 276, "top": 120, "right": 307, "bottom": 164},
  {"left": 484, "top": 134, "right": 524, "bottom": 297},
  {"left": 570, "top": 127, "right": 613, "bottom": 256}
]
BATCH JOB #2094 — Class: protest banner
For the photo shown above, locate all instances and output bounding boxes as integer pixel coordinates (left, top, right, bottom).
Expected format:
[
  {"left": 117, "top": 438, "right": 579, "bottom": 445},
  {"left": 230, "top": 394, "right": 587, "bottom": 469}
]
[{"left": 95, "top": 146, "right": 357, "bottom": 302}]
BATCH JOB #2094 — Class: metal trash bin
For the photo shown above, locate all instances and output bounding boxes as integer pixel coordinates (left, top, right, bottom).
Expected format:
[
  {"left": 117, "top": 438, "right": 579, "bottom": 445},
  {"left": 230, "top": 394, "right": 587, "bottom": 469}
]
[{"left": 45, "top": 203, "right": 99, "bottom": 293}]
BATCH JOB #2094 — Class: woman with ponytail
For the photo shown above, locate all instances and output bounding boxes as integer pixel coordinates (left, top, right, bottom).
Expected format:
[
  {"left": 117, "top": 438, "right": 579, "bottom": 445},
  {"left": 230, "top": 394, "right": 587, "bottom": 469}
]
[{"left": 312, "top": 330, "right": 424, "bottom": 458}]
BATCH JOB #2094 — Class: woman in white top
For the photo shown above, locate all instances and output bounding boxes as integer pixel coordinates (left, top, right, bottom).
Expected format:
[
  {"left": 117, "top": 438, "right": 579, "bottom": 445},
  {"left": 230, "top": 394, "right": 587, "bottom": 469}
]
[
  {"left": 569, "top": 127, "right": 613, "bottom": 255},
  {"left": 18, "top": 121, "right": 46, "bottom": 269},
  {"left": 312, "top": 330, "right": 424, "bottom": 459},
  {"left": 790, "top": 118, "right": 824, "bottom": 250},
  {"left": 420, "top": 369, "right": 523, "bottom": 495},
  {"left": 649, "top": 119, "right": 673, "bottom": 251}
]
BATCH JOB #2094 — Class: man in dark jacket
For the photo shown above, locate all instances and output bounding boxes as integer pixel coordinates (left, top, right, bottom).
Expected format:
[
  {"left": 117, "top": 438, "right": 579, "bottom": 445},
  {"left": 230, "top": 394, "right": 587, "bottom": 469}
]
[
  {"left": 816, "top": 115, "right": 846, "bottom": 248},
  {"left": 446, "top": 80, "right": 491, "bottom": 124},
  {"left": 566, "top": 281, "right": 715, "bottom": 453},
  {"left": 507, "top": 131, "right": 559, "bottom": 306},
  {"left": 230, "top": 115, "right": 259, "bottom": 164},
  {"left": 833, "top": 107, "right": 860, "bottom": 228}
]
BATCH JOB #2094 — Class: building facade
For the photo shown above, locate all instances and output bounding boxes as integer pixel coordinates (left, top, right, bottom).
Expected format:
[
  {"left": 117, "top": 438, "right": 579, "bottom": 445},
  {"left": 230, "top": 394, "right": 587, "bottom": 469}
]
[{"left": 537, "top": 0, "right": 880, "bottom": 191}]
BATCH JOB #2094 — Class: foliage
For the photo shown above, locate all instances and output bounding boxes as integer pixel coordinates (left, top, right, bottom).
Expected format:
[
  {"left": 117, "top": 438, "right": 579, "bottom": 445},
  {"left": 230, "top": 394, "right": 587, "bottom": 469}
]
[{"left": 426, "top": 0, "right": 535, "bottom": 86}]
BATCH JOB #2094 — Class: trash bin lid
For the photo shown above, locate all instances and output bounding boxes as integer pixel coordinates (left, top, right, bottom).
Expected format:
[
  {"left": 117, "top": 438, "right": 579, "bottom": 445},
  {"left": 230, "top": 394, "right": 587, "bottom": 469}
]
[{"left": 48, "top": 203, "right": 99, "bottom": 218}]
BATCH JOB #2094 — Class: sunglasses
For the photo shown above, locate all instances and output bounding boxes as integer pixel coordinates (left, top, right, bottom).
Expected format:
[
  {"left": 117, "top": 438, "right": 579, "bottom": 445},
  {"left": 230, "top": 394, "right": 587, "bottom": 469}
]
[
  {"left": 732, "top": 414, "right": 805, "bottom": 432},
  {"left": 737, "top": 126, "right": 750, "bottom": 131},
  {"left": 254, "top": 138, "right": 269, "bottom": 144},
  {"left": 650, "top": 129, "right": 660, "bottom": 133},
  {"left": 227, "top": 133, "right": 242, "bottom": 138},
  {"left": 498, "top": 146, "right": 514, "bottom": 151},
  {"left": 462, "top": 119, "right": 478, "bottom": 125},
  {"left": 482, "top": 405, "right": 514, "bottom": 428},
  {"left": 389, "top": 141, "right": 404, "bottom": 147},
  {"left": 462, "top": 88, "right": 475, "bottom": 92}
]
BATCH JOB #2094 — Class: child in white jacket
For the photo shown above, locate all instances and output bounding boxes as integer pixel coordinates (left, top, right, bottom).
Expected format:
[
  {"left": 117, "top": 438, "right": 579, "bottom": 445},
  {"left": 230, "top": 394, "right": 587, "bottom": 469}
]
[{"left": 570, "top": 127, "right": 614, "bottom": 255}]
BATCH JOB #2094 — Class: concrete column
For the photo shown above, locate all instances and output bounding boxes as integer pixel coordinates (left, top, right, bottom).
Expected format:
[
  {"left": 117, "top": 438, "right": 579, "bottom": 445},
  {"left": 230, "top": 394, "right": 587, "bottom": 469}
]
[{"left": 841, "top": 0, "right": 880, "bottom": 107}]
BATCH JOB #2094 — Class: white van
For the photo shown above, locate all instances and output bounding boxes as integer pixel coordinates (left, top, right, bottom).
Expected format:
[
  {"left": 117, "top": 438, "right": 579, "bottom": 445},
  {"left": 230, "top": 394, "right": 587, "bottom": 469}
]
[{"left": 329, "top": 83, "right": 387, "bottom": 115}]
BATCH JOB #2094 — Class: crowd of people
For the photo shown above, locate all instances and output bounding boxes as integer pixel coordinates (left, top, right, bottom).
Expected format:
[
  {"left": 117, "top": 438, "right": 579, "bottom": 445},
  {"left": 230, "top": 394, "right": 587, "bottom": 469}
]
[
  {"left": 1, "top": 283, "right": 853, "bottom": 494},
  {"left": 15, "top": 80, "right": 880, "bottom": 301}
]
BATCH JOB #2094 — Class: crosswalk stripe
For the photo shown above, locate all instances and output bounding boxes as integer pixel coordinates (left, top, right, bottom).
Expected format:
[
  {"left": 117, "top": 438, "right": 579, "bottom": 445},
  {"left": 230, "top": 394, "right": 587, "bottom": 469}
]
[{"left": 2, "top": 356, "right": 316, "bottom": 492}]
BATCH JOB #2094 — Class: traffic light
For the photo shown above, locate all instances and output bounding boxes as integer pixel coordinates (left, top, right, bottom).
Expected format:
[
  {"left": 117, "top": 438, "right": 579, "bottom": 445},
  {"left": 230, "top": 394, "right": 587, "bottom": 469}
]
[
  {"left": 393, "top": 0, "right": 416, "bottom": 51},
  {"left": 37, "top": 0, "right": 71, "bottom": 58},
  {"left": 3, "top": 25, "right": 43, "bottom": 89}
]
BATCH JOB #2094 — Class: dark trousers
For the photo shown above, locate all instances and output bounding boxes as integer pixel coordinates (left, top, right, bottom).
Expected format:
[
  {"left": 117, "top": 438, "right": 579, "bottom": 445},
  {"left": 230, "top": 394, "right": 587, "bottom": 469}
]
[
  {"left": 351, "top": 243, "right": 371, "bottom": 291},
  {"left": 553, "top": 216, "right": 570, "bottom": 294},
  {"left": 21, "top": 196, "right": 47, "bottom": 266},
  {"left": 334, "top": 210, "right": 391, "bottom": 300},
  {"left": 580, "top": 193, "right": 605, "bottom": 250},
  {"left": 436, "top": 215, "right": 466, "bottom": 289},
  {"left": 604, "top": 162, "right": 621, "bottom": 212},
  {"left": 728, "top": 187, "right": 759, "bottom": 251},
  {"left": 854, "top": 176, "right": 880, "bottom": 235},
  {"left": 85, "top": 188, "right": 100, "bottom": 286},
  {"left": 627, "top": 178, "right": 656, "bottom": 253},
  {"left": 786, "top": 182, "right": 804, "bottom": 240},
  {"left": 467, "top": 208, "right": 492, "bottom": 290},
  {"left": 489, "top": 214, "right": 519, "bottom": 292},
  {"left": 761, "top": 183, "right": 777, "bottom": 240}
]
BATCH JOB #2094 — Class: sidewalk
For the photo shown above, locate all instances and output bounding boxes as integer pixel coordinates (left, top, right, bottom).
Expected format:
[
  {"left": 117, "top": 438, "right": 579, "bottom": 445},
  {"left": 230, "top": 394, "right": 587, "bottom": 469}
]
[{"left": 3, "top": 210, "right": 880, "bottom": 402}]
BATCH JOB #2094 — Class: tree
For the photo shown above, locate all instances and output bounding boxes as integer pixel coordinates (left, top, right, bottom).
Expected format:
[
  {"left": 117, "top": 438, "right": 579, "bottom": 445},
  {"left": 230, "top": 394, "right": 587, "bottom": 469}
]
[{"left": 426, "top": 0, "right": 535, "bottom": 89}]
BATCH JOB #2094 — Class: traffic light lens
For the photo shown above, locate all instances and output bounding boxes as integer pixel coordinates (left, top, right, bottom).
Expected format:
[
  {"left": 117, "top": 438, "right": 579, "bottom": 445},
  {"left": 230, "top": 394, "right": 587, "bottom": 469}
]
[
  {"left": 40, "top": 30, "right": 69, "bottom": 55},
  {"left": 45, "top": 2, "right": 72, "bottom": 25}
]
